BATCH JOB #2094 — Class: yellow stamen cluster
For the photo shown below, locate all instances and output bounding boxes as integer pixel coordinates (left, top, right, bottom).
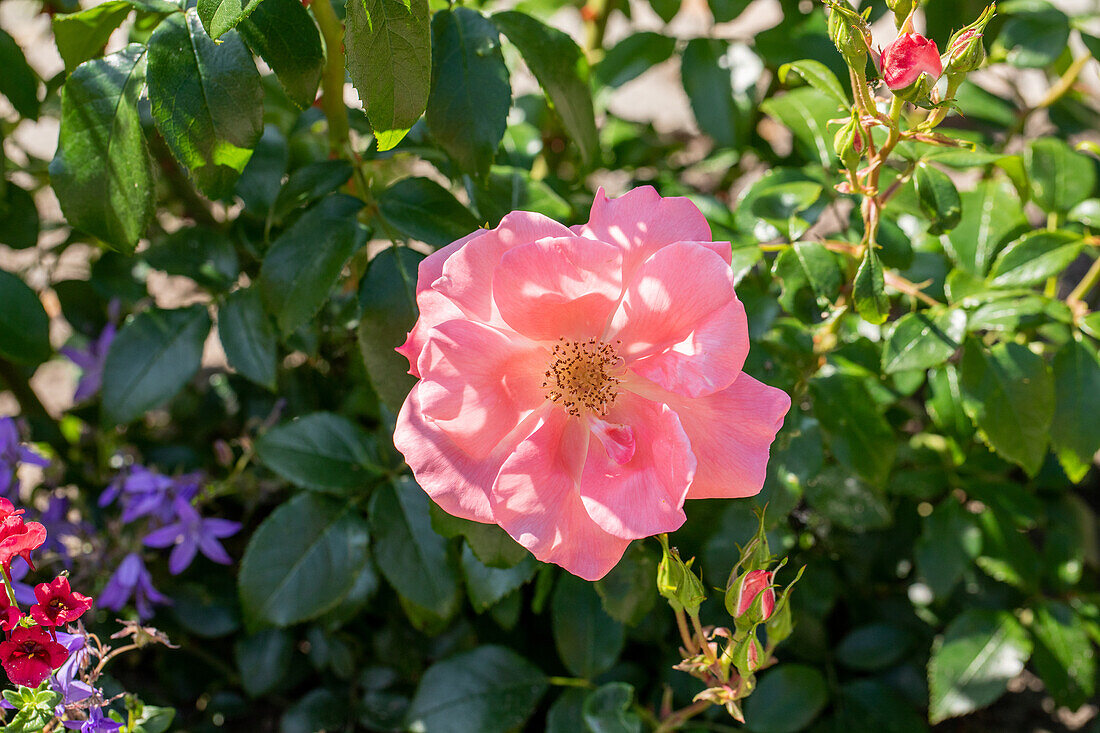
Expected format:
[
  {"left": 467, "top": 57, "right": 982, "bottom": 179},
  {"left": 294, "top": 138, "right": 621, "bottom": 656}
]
[{"left": 542, "top": 337, "right": 623, "bottom": 417}]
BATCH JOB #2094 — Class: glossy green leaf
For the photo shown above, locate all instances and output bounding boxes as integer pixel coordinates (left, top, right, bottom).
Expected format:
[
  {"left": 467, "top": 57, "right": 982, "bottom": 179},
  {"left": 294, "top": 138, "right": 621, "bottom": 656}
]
[
  {"left": 853, "top": 246, "right": 889, "bottom": 325},
  {"left": 810, "top": 375, "right": 896, "bottom": 486},
  {"left": 235, "top": 629, "right": 292, "bottom": 696},
  {"left": 259, "top": 194, "right": 367, "bottom": 334},
  {"left": 429, "top": 504, "right": 529, "bottom": 569},
  {"left": 52, "top": 1, "right": 132, "bottom": 73},
  {"left": 992, "top": 7, "right": 1070, "bottom": 68},
  {"left": 238, "top": 493, "right": 371, "bottom": 627},
  {"left": 238, "top": 0, "right": 323, "bottom": 110},
  {"left": 928, "top": 610, "right": 1032, "bottom": 723},
  {"left": 777, "top": 59, "right": 847, "bottom": 107},
  {"left": 492, "top": 12, "right": 598, "bottom": 165},
  {"left": 425, "top": 8, "right": 511, "bottom": 179},
  {"left": 468, "top": 166, "right": 571, "bottom": 226},
  {"left": 914, "top": 162, "right": 962, "bottom": 235},
  {"left": 744, "top": 665, "right": 828, "bottom": 733},
  {"left": 1029, "top": 601, "right": 1096, "bottom": 710},
  {"left": 915, "top": 499, "right": 980, "bottom": 599},
  {"left": 594, "top": 543, "right": 657, "bottom": 626},
  {"left": 975, "top": 504, "right": 1041, "bottom": 590},
  {"left": 803, "top": 466, "right": 892, "bottom": 530},
  {"left": 0, "top": 183, "right": 39, "bottom": 250},
  {"left": 1025, "top": 137, "right": 1096, "bottom": 214},
  {"left": 270, "top": 160, "right": 353, "bottom": 225},
  {"left": 959, "top": 339, "right": 1054, "bottom": 476},
  {"left": 760, "top": 88, "right": 836, "bottom": 169},
  {"left": 369, "top": 477, "right": 462, "bottom": 620},
  {"left": 0, "top": 271, "right": 50, "bottom": 366},
  {"left": 835, "top": 624, "right": 912, "bottom": 671},
  {"left": 0, "top": 29, "right": 38, "bottom": 119},
  {"left": 707, "top": 0, "right": 751, "bottom": 21},
  {"left": 255, "top": 412, "right": 384, "bottom": 494},
  {"left": 145, "top": 227, "right": 239, "bottom": 290},
  {"left": 50, "top": 45, "right": 153, "bottom": 253},
  {"left": 377, "top": 177, "right": 480, "bottom": 247},
  {"left": 147, "top": 9, "right": 263, "bottom": 198},
  {"left": 1051, "top": 339, "right": 1100, "bottom": 483},
  {"left": 582, "top": 683, "right": 642, "bottom": 733},
  {"left": 101, "top": 305, "right": 211, "bottom": 425},
  {"left": 881, "top": 308, "right": 966, "bottom": 374},
  {"left": 989, "top": 230, "right": 1083, "bottom": 288},
  {"left": 773, "top": 240, "right": 839, "bottom": 309},
  {"left": 218, "top": 287, "right": 277, "bottom": 390},
  {"left": 552, "top": 573, "right": 624, "bottom": 679},
  {"left": 197, "top": 0, "right": 263, "bottom": 38},
  {"left": 945, "top": 180, "right": 1029, "bottom": 275},
  {"left": 595, "top": 32, "right": 675, "bottom": 88},
  {"left": 357, "top": 246, "right": 421, "bottom": 412},
  {"left": 682, "top": 38, "right": 740, "bottom": 150},
  {"left": 346, "top": 0, "right": 431, "bottom": 148},
  {"left": 405, "top": 646, "right": 546, "bottom": 733},
  {"left": 648, "top": 0, "right": 680, "bottom": 22},
  {"left": 461, "top": 547, "right": 536, "bottom": 612}
]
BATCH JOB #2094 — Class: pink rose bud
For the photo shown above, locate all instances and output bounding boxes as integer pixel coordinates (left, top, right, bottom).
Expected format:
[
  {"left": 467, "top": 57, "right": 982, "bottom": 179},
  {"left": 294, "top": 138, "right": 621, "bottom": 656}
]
[
  {"left": 879, "top": 32, "right": 943, "bottom": 91},
  {"left": 736, "top": 569, "right": 775, "bottom": 619}
]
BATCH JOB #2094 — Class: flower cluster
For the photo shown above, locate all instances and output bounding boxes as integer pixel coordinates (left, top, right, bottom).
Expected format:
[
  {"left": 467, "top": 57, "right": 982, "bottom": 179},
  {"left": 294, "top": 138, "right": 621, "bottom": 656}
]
[{"left": 98, "top": 465, "right": 240, "bottom": 619}]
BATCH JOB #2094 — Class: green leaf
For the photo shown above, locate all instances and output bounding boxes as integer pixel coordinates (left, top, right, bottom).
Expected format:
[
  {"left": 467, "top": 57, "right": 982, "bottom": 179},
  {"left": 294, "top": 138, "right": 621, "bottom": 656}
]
[
  {"left": 429, "top": 504, "right": 529, "bottom": 568},
  {"left": 461, "top": 547, "right": 536, "bottom": 612},
  {"left": 377, "top": 177, "right": 481, "bottom": 247},
  {"left": 50, "top": 45, "right": 153, "bottom": 253},
  {"left": 52, "top": 1, "right": 132, "bottom": 73},
  {"left": 744, "top": 665, "right": 828, "bottom": 733},
  {"left": 594, "top": 543, "right": 658, "bottom": 626},
  {"left": 583, "top": 683, "right": 642, "bottom": 733},
  {"left": 147, "top": 9, "right": 263, "bottom": 198},
  {"left": 0, "top": 29, "right": 39, "bottom": 119},
  {"left": 0, "top": 271, "right": 49, "bottom": 366},
  {"left": 915, "top": 499, "right": 981, "bottom": 599},
  {"left": 369, "top": 477, "right": 462, "bottom": 620},
  {"left": 975, "top": 503, "right": 1041, "bottom": 591},
  {"left": 1051, "top": 339, "right": 1100, "bottom": 483},
  {"left": 552, "top": 573, "right": 624, "bottom": 679},
  {"left": 991, "top": 7, "right": 1070, "bottom": 68},
  {"left": 238, "top": 0, "right": 323, "bottom": 110},
  {"left": 357, "top": 246, "right": 421, "bottom": 412},
  {"left": 881, "top": 308, "right": 966, "bottom": 374},
  {"left": 852, "top": 246, "right": 889, "bottom": 325},
  {"left": 468, "top": 166, "right": 571, "bottom": 226},
  {"left": 101, "top": 305, "right": 211, "bottom": 425},
  {"left": 492, "top": 11, "right": 598, "bottom": 166},
  {"left": 234, "top": 629, "right": 293, "bottom": 696},
  {"left": 217, "top": 287, "right": 277, "bottom": 390},
  {"left": 255, "top": 412, "right": 384, "bottom": 494},
  {"left": 959, "top": 339, "right": 1055, "bottom": 476},
  {"left": 945, "top": 179, "right": 1029, "bottom": 275},
  {"left": 803, "top": 466, "right": 892, "bottom": 531},
  {"left": 648, "top": 0, "right": 680, "bottom": 22},
  {"left": 988, "top": 230, "right": 1083, "bottom": 288},
  {"left": 270, "top": 160, "right": 353, "bottom": 225},
  {"left": 238, "top": 493, "right": 371, "bottom": 627},
  {"left": 130, "top": 706, "right": 175, "bottom": 733},
  {"left": 145, "top": 227, "right": 239, "bottom": 290},
  {"left": 546, "top": 689, "right": 586, "bottom": 733},
  {"left": 1026, "top": 137, "right": 1096, "bottom": 213},
  {"left": 760, "top": 88, "right": 836, "bottom": 169},
  {"left": 1029, "top": 601, "right": 1096, "bottom": 710},
  {"left": 835, "top": 679, "right": 926, "bottom": 733},
  {"left": 835, "top": 624, "right": 912, "bottom": 671},
  {"left": 707, "top": 0, "right": 751, "bottom": 21},
  {"left": 405, "top": 646, "right": 547, "bottom": 733},
  {"left": 594, "top": 32, "right": 675, "bottom": 88},
  {"left": 346, "top": 0, "right": 430, "bottom": 148},
  {"left": 0, "top": 183, "right": 39, "bottom": 250},
  {"left": 773, "top": 240, "right": 839, "bottom": 309},
  {"left": 259, "top": 194, "right": 367, "bottom": 334},
  {"left": 681, "top": 38, "right": 741, "bottom": 150},
  {"left": 928, "top": 609, "right": 1032, "bottom": 724},
  {"left": 914, "top": 162, "right": 962, "bottom": 235},
  {"left": 777, "top": 59, "right": 847, "bottom": 108},
  {"left": 810, "top": 375, "right": 896, "bottom": 487},
  {"left": 425, "top": 8, "right": 511, "bottom": 179},
  {"left": 197, "top": 0, "right": 263, "bottom": 38}
]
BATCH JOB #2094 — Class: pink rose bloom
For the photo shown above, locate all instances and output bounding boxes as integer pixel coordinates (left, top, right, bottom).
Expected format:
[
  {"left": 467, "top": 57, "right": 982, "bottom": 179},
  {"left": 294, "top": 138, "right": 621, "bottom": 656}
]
[
  {"left": 879, "top": 31, "right": 942, "bottom": 90},
  {"left": 393, "top": 187, "right": 791, "bottom": 580}
]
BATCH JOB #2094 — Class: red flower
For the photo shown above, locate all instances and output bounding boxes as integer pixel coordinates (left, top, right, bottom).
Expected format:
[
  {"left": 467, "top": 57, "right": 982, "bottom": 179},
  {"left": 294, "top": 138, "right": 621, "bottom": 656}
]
[
  {"left": 0, "top": 498, "right": 46, "bottom": 572},
  {"left": 29, "top": 576, "right": 93, "bottom": 627},
  {"left": 0, "top": 626, "right": 69, "bottom": 687},
  {"left": 0, "top": 594, "right": 21, "bottom": 633},
  {"left": 879, "top": 32, "right": 943, "bottom": 90},
  {"left": 734, "top": 569, "right": 776, "bottom": 620}
]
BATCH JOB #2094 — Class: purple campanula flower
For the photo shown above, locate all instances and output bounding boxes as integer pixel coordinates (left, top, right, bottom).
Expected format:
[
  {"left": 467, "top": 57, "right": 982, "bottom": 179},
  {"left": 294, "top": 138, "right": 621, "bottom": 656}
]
[
  {"left": 60, "top": 322, "right": 116, "bottom": 404},
  {"left": 100, "top": 467, "right": 201, "bottom": 524},
  {"left": 51, "top": 632, "right": 94, "bottom": 710},
  {"left": 143, "top": 498, "right": 241, "bottom": 575},
  {"left": 38, "top": 495, "right": 88, "bottom": 566},
  {"left": 63, "top": 705, "right": 122, "bottom": 733},
  {"left": 98, "top": 553, "right": 170, "bottom": 620},
  {"left": 9, "top": 556, "right": 37, "bottom": 606},
  {"left": 0, "top": 417, "right": 49, "bottom": 499}
]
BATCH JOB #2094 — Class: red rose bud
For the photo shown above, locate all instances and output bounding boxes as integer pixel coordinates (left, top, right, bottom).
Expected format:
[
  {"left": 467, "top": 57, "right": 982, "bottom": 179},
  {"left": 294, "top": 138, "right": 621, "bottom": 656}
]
[
  {"left": 29, "top": 576, "right": 93, "bottom": 627},
  {"left": 944, "top": 5, "right": 995, "bottom": 76},
  {"left": 0, "top": 499, "right": 47, "bottom": 572},
  {"left": 727, "top": 569, "right": 775, "bottom": 632},
  {"left": 0, "top": 626, "right": 69, "bottom": 687},
  {"left": 879, "top": 32, "right": 943, "bottom": 92}
]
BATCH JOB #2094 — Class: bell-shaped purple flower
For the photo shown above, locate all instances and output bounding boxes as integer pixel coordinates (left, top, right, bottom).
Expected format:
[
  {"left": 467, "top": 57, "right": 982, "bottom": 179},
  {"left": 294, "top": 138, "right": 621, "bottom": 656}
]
[
  {"left": 143, "top": 499, "right": 241, "bottom": 575},
  {"left": 0, "top": 418, "right": 49, "bottom": 500},
  {"left": 98, "top": 553, "right": 170, "bottom": 620},
  {"left": 60, "top": 322, "right": 116, "bottom": 404}
]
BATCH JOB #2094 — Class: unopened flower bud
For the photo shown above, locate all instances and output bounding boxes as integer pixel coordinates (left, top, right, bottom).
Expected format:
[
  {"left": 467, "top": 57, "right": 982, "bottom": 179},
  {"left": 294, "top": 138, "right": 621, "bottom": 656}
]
[
  {"left": 726, "top": 569, "right": 775, "bottom": 631},
  {"left": 879, "top": 31, "right": 942, "bottom": 103},
  {"left": 943, "top": 5, "right": 995, "bottom": 76},
  {"left": 826, "top": 0, "right": 873, "bottom": 70},
  {"left": 731, "top": 633, "right": 763, "bottom": 678},
  {"left": 657, "top": 535, "right": 706, "bottom": 616},
  {"left": 764, "top": 565, "right": 806, "bottom": 644},
  {"left": 834, "top": 116, "right": 865, "bottom": 171},
  {"left": 885, "top": 0, "right": 915, "bottom": 28}
]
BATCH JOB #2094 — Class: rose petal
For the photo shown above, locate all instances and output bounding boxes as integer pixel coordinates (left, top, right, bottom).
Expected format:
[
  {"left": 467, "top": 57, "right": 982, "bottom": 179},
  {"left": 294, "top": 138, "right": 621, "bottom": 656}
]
[
  {"left": 578, "top": 393, "right": 694, "bottom": 539},
  {"left": 609, "top": 243, "right": 748, "bottom": 397},
  {"left": 416, "top": 320, "right": 548, "bottom": 459},
  {"left": 493, "top": 236, "right": 623, "bottom": 341},
  {"left": 491, "top": 408, "right": 630, "bottom": 581}
]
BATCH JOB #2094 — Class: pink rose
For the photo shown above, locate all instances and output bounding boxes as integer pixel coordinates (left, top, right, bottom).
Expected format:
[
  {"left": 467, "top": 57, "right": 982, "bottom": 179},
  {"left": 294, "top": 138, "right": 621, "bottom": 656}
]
[
  {"left": 734, "top": 569, "right": 776, "bottom": 620},
  {"left": 394, "top": 187, "right": 790, "bottom": 580},
  {"left": 879, "top": 31, "right": 943, "bottom": 91}
]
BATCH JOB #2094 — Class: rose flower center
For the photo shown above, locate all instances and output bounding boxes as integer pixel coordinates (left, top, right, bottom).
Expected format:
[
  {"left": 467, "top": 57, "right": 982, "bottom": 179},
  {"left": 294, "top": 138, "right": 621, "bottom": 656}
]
[{"left": 542, "top": 338, "right": 623, "bottom": 417}]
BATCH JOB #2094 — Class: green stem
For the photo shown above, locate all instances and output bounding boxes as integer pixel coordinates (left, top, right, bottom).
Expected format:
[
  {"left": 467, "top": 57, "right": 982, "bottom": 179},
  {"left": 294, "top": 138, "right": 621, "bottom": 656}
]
[
  {"left": 1068, "top": 255, "right": 1100, "bottom": 307},
  {"left": 312, "top": 0, "right": 351, "bottom": 156},
  {"left": 1, "top": 565, "right": 19, "bottom": 609},
  {"left": 674, "top": 608, "right": 697, "bottom": 653},
  {"left": 654, "top": 699, "right": 713, "bottom": 733},
  {"left": 582, "top": 0, "right": 614, "bottom": 60},
  {"left": 548, "top": 676, "right": 596, "bottom": 689}
]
